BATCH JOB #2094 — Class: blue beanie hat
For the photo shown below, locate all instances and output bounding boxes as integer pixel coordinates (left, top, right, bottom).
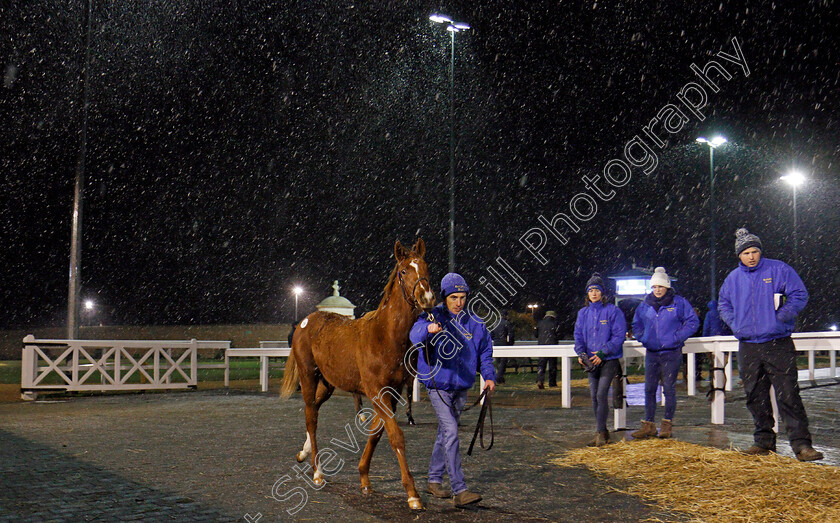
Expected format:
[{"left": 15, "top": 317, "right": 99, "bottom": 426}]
[
  {"left": 441, "top": 273, "right": 470, "bottom": 297},
  {"left": 586, "top": 272, "right": 605, "bottom": 293}
]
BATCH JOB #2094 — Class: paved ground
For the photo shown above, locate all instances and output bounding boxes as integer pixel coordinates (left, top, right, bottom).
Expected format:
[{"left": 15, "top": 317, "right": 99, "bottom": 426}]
[{"left": 2, "top": 378, "right": 839, "bottom": 522}]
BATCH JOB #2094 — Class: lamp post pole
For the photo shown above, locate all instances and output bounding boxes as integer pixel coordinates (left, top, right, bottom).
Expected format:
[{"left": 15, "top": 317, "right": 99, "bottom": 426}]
[
  {"left": 293, "top": 286, "right": 304, "bottom": 323},
  {"left": 430, "top": 14, "right": 469, "bottom": 273},
  {"left": 448, "top": 26, "right": 455, "bottom": 274},
  {"left": 780, "top": 171, "right": 805, "bottom": 265},
  {"left": 696, "top": 136, "right": 727, "bottom": 303},
  {"left": 68, "top": 0, "right": 93, "bottom": 340}
]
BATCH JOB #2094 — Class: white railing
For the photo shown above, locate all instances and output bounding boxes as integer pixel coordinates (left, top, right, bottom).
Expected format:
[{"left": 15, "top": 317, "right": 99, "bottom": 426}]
[
  {"left": 489, "top": 331, "right": 840, "bottom": 429},
  {"left": 21, "top": 336, "right": 230, "bottom": 400},
  {"left": 224, "top": 340, "right": 290, "bottom": 392}
]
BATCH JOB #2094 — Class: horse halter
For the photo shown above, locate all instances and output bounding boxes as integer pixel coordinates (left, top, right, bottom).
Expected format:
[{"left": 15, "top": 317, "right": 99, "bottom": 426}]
[{"left": 396, "top": 266, "right": 430, "bottom": 312}]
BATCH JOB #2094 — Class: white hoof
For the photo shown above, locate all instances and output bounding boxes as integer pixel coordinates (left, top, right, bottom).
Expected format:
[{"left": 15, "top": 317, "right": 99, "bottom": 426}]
[{"left": 408, "top": 496, "right": 424, "bottom": 510}]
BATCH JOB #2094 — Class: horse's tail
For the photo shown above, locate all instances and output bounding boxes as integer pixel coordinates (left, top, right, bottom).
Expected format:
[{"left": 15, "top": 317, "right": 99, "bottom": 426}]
[{"left": 280, "top": 352, "right": 299, "bottom": 399}]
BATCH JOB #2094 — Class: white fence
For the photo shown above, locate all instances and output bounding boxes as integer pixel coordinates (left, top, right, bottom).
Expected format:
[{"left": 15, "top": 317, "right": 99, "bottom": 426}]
[
  {"left": 490, "top": 332, "right": 840, "bottom": 429},
  {"left": 224, "top": 340, "right": 290, "bottom": 392},
  {"left": 20, "top": 336, "right": 230, "bottom": 400},
  {"left": 21, "top": 333, "right": 839, "bottom": 428}
]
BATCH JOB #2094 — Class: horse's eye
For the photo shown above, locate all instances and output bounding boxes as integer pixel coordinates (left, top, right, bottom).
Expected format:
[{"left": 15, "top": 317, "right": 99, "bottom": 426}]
[{"left": 400, "top": 270, "right": 406, "bottom": 275}]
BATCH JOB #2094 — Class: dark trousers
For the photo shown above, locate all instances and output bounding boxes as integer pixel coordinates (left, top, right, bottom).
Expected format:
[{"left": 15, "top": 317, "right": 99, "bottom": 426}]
[
  {"left": 737, "top": 337, "right": 812, "bottom": 452},
  {"left": 495, "top": 358, "right": 510, "bottom": 380},
  {"left": 537, "top": 357, "right": 557, "bottom": 386},
  {"left": 588, "top": 359, "right": 620, "bottom": 432},
  {"left": 644, "top": 349, "right": 682, "bottom": 422}
]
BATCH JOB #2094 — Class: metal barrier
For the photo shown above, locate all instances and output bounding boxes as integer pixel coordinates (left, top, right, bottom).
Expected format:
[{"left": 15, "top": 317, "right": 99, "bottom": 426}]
[{"left": 20, "top": 336, "right": 230, "bottom": 400}]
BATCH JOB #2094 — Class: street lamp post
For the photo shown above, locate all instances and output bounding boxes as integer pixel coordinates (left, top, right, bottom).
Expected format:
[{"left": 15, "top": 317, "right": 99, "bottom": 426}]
[
  {"left": 780, "top": 170, "right": 805, "bottom": 264},
  {"left": 696, "top": 136, "right": 727, "bottom": 302},
  {"left": 430, "top": 14, "right": 470, "bottom": 273},
  {"left": 293, "top": 286, "right": 304, "bottom": 323},
  {"left": 84, "top": 299, "right": 95, "bottom": 327},
  {"left": 527, "top": 303, "right": 539, "bottom": 317}
]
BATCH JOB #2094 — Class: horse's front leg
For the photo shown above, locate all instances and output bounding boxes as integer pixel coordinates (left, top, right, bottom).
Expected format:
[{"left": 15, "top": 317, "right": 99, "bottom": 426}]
[{"left": 370, "top": 401, "right": 423, "bottom": 510}]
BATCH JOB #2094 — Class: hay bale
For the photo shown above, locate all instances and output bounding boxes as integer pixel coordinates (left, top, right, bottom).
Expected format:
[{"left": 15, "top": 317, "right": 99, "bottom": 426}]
[{"left": 551, "top": 439, "right": 840, "bottom": 523}]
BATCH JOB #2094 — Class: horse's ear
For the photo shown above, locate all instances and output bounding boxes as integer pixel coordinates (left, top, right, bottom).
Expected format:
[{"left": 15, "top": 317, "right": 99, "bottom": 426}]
[
  {"left": 413, "top": 238, "right": 426, "bottom": 258},
  {"left": 394, "top": 240, "right": 408, "bottom": 262}
]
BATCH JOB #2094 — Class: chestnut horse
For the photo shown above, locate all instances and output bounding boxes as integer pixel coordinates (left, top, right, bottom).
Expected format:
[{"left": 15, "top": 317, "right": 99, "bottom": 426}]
[
  {"left": 280, "top": 239, "right": 434, "bottom": 510},
  {"left": 353, "top": 348, "right": 418, "bottom": 425}
]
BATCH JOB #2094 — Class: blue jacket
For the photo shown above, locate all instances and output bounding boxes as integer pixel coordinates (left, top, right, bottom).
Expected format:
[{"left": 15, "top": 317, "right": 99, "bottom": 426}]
[
  {"left": 703, "top": 300, "right": 731, "bottom": 337},
  {"left": 409, "top": 303, "right": 496, "bottom": 391},
  {"left": 573, "top": 301, "right": 626, "bottom": 360},
  {"left": 633, "top": 294, "right": 699, "bottom": 352},
  {"left": 718, "top": 257, "right": 808, "bottom": 344}
]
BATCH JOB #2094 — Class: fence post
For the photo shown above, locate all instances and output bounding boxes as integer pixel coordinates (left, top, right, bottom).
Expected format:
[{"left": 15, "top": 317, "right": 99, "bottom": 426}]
[
  {"left": 561, "top": 355, "right": 571, "bottom": 408},
  {"left": 808, "top": 349, "right": 815, "bottom": 382},
  {"left": 831, "top": 349, "right": 837, "bottom": 379},
  {"left": 21, "top": 336, "right": 38, "bottom": 400},
  {"left": 190, "top": 339, "right": 198, "bottom": 386},
  {"left": 260, "top": 355, "right": 269, "bottom": 392},
  {"left": 224, "top": 350, "right": 230, "bottom": 388},
  {"left": 769, "top": 384, "right": 780, "bottom": 433},
  {"left": 687, "top": 353, "right": 696, "bottom": 396},
  {"left": 711, "top": 343, "right": 725, "bottom": 424},
  {"left": 413, "top": 376, "right": 420, "bottom": 403}
]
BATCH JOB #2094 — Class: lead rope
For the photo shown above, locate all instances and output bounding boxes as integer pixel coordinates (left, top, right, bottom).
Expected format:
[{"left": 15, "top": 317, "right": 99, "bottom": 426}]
[{"left": 467, "top": 388, "right": 493, "bottom": 455}]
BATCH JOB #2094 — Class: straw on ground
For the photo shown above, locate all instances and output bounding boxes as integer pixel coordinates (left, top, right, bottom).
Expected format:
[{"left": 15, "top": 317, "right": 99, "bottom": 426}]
[{"left": 551, "top": 439, "right": 840, "bottom": 523}]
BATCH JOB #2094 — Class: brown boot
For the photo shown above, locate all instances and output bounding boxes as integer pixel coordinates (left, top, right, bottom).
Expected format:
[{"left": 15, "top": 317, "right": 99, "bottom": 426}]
[
  {"left": 453, "top": 490, "right": 482, "bottom": 507},
  {"left": 795, "top": 446, "right": 824, "bottom": 462},
  {"left": 742, "top": 444, "right": 775, "bottom": 456},
  {"left": 587, "top": 430, "right": 610, "bottom": 447},
  {"left": 658, "top": 419, "right": 673, "bottom": 439},
  {"left": 631, "top": 420, "right": 657, "bottom": 440},
  {"left": 427, "top": 482, "right": 451, "bottom": 498}
]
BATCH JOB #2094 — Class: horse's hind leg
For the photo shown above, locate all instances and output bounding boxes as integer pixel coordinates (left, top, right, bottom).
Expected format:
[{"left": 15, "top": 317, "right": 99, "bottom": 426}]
[
  {"left": 353, "top": 393, "right": 369, "bottom": 422},
  {"left": 296, "top": 379, "right": 334, "bottom": 462},
  {"left": 404, "top": 380, "right": 416, "bottom": 426},
  {"left": 302, "top": 380, "right": 334, "bottom": 486}
]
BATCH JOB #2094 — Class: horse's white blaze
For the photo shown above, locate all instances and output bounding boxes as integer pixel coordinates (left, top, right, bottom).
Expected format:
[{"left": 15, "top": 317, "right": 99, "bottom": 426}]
[
  {"left": 300, "top": 318, "right": 309, "bottom": 328},
  {"left": 424, "top": 290, "right": 434, "bottom": 303},
  {"left": 409, "top": 261, "right": 420, "bottom": 275},
  {"left": 297, "top": 432, "right": 312, "bottom": 461}
]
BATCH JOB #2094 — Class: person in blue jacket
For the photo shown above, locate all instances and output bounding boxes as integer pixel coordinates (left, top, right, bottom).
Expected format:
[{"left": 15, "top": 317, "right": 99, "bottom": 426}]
[
  {"left": 719, "top": 228, "right": 822, "bottom": 461},
  {"left": 574, "top": 273, "right": 626, "bottom": 447},
  {"left": 702, "top": 300, "right": 731, "bottom": 337},
  {"left": 409, "top": 273, "right": 496, "bottom": 507},
  {"left": 630, "top": 267, "right": 699, "bottom": 440}
]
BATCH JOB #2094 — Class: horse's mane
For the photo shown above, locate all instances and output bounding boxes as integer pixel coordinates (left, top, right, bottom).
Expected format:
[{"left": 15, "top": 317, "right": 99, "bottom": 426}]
[{"left": 377, "top": 262, "right": 400, "bottom": 310}]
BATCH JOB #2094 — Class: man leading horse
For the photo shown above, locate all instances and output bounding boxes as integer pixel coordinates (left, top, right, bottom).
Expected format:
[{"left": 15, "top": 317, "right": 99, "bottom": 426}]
[{"left": 410, "top": 273, "right": 496, "bottom": 508}]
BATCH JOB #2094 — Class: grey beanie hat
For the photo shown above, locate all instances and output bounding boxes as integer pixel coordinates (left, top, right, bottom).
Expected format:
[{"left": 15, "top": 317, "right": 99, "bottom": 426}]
[{"left": 735, "top": 228, "right": 763, "bottom": 255}]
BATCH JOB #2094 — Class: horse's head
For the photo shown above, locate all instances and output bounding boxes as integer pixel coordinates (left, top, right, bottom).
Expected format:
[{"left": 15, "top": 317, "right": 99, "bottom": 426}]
[{"left": 394, "top": 238, "right": 436, "bottom": 311}]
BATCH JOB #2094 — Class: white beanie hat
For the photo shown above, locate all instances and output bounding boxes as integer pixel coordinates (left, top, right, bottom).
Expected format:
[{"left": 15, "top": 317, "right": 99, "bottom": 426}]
[{"left": 649, "top": 267, "right": 671, "bottom": 289}]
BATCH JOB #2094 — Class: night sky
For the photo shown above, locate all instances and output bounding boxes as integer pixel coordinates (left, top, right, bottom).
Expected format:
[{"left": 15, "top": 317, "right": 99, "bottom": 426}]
[{"left": 1, "top": 1, "right": 838, "bottom": 332}]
